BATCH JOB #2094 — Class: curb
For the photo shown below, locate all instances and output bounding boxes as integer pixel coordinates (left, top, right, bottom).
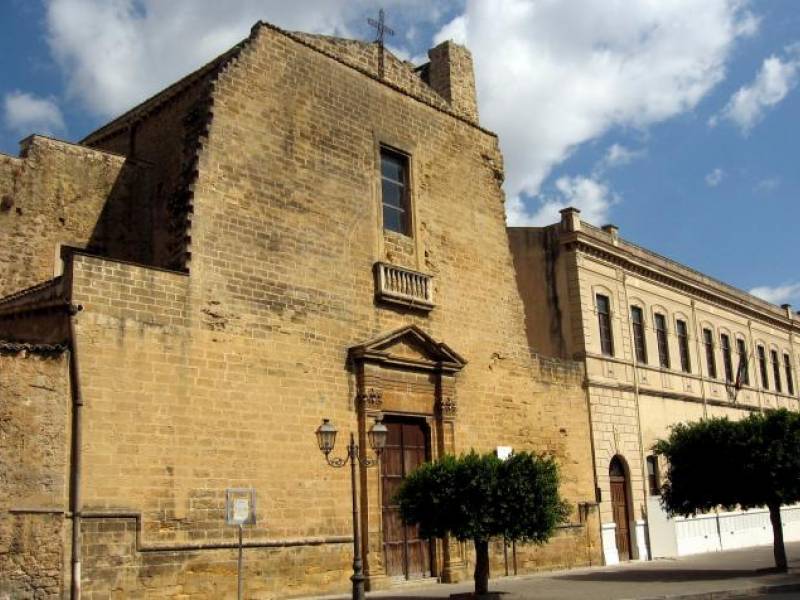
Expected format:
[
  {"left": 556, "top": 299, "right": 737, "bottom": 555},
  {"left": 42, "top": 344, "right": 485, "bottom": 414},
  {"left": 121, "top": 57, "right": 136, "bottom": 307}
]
[{"left": 637, "top": 582, "right": 800, "bottom": 599}]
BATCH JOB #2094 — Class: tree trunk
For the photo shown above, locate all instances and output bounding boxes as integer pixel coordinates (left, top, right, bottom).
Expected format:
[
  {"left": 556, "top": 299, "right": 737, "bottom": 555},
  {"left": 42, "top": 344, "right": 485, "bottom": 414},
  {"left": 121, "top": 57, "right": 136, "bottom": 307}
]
[
  {"left": 473, "top": 538, "right": 490, "bottom": 595},
  {"left": 767, "top": 502, "right": 788, "bottom": 572}
]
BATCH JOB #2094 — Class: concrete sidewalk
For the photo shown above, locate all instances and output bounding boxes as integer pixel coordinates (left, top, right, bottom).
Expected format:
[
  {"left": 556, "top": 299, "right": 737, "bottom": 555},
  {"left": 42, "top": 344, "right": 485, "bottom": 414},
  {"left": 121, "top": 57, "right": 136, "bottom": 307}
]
[{"left": 304, "top": 542, "right": 800, "bottom": 600}]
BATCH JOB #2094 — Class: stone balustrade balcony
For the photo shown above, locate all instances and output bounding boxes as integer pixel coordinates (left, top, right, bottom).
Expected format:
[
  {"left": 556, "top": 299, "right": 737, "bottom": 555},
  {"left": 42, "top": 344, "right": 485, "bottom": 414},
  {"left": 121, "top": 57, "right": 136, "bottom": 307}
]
[{"left": 374, "top": 262, "right": 434, "bottom": 311}]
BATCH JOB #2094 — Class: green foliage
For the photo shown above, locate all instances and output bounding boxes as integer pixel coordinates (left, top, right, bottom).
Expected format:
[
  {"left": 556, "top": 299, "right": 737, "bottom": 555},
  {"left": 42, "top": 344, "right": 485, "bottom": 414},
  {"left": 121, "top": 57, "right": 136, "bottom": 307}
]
[
  {"left": 396, "top": 450, "right": 569, "bottom": 544},
  {"left": 654, "top": 409, "right": 800, "bottom": 516},
  {"left": 653, "top": 416, "right": 742, "bottom": 516},
  {"left": 497, "top": 452, "right": 571, "bottom": 543},
  {"left": 737, "top": 408, "right": 800, "bottom": 508}
]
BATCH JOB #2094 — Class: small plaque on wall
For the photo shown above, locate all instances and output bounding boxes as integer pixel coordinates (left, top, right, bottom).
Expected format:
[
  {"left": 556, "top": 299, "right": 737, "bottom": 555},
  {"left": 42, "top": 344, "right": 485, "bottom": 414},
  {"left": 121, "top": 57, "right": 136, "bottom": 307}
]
[{"left": 226, "top": 488, "right": 257, "bottom": 526}]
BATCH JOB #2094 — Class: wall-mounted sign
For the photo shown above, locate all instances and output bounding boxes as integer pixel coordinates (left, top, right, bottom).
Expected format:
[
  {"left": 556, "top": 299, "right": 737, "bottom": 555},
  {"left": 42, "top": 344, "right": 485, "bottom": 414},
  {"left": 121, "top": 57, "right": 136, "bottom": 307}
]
[{"left": 226, "top": 488, "right": 257, "bottom": 526}]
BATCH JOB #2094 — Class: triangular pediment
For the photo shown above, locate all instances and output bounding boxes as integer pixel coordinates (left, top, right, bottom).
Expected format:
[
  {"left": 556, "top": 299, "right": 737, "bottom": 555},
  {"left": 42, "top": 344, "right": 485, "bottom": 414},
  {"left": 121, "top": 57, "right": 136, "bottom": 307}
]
[{"left": 349, "top": 325, "right": 466, "bottom": 372}]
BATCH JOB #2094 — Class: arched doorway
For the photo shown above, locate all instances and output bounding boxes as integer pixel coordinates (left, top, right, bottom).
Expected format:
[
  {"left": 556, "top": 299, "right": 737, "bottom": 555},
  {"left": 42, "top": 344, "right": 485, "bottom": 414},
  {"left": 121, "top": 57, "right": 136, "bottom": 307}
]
[{"left": 609, "top": 456, "right": 632, "bottom": 560}]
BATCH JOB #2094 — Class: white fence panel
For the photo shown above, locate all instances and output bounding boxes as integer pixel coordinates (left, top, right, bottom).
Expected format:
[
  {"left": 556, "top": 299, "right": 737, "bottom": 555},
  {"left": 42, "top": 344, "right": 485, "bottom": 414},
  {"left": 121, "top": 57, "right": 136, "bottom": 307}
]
[
  {"left": 675, "top": 513, "right": 721, "bottom": 556},
  {"left": 659, "top": 504, "right": 800, "bottom": 558}
]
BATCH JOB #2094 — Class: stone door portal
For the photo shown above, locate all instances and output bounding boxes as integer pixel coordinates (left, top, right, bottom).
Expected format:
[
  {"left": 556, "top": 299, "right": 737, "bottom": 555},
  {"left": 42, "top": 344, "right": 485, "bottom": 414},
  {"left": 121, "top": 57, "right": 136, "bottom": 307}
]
[
  {"left": 381, "top": 419, "right": 431, "bottom": 578},
  {"left": 609, "top": 456, "right": 632, "bottom": 560}
]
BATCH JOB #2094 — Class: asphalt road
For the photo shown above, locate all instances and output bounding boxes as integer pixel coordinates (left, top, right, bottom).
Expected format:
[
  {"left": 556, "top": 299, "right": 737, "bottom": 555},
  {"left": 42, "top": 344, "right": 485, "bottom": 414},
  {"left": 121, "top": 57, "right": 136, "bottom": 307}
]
[{"left": 302, "top": 541, "right": 800, "bottom": 600}]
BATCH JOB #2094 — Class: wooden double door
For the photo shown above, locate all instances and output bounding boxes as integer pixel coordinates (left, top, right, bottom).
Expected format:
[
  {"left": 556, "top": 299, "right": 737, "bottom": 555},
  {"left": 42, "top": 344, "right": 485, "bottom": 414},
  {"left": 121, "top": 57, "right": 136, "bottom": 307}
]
[
  {"left": 609, "top": 456, "right": 632, "bottom": 560},
  {"left": 381, "top": 419, "right": 432, "bottom": 578}
]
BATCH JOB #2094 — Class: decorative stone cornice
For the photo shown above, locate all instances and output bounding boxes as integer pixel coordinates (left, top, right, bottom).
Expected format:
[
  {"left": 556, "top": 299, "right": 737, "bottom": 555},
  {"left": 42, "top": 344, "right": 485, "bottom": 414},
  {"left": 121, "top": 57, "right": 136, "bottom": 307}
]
[{"left": 566, "top": 231, "right": 800, "bottom": 334}]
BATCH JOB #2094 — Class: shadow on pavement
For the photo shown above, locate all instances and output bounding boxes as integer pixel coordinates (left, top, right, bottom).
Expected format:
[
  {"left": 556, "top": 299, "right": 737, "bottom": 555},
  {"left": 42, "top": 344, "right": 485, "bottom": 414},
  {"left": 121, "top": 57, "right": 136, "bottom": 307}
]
[{"left": 554, "top": 568, "right": 762, "bottom": 583}]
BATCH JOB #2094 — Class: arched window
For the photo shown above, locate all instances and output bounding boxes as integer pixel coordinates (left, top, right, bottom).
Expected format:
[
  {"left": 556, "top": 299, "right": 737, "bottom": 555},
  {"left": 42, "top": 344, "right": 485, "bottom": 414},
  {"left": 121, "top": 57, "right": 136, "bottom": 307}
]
[
  {"left": 596, "top": 293, "right": 614, "bottom": 356},
  {"left": 609, "top": 455, "right": 626, "bottom": 478},
  {"left": 654, "top": 313, "right": 670, "bottom": 368},
  {"left": 630, "top": 305, "right": 647, "bottom": 364}
]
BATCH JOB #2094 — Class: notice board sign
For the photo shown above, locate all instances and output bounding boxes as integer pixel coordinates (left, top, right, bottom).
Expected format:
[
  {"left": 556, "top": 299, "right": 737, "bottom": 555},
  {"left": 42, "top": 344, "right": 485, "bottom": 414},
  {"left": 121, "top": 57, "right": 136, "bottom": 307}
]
[{"left": 226, "top": 488, "right": 257, "bottom": 526}]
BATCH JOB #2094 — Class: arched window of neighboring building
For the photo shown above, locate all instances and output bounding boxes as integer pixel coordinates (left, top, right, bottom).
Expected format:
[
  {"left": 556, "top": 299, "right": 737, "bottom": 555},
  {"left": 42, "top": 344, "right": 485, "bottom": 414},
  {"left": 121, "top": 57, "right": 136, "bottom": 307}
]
[
  {"left": 758, "top": 345, "right": 769, "bottom": 390},
  {"left": 676, "top": 319, "right": 691, "bottom": 373},
  {"left": 596, "top": 293, "right": 614, "bottom": 356},
  {"left": 654, "top": 313, "right": 670, "bottom": 368},
  {"left": 630, "top": 305, "right": 647, "bottom": 364},
  {"left": 770, "top": 348, "right": 782, "bottom": 394},
  {"left": 784, "top": 353, "right": 795, "bottom": 396},
  {"left": 735, "top": 337, "right": 750, "bottom": 386},
  {"left": 720, "top": 333, "right": 734, "bottom": 382},
  {"left": 703, "top": 328, "right": 717, "bottom": 379}
]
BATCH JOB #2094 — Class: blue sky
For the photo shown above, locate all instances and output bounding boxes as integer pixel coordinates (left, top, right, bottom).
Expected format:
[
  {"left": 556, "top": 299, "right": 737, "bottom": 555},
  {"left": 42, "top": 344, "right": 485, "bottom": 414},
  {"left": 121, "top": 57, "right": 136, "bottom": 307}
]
[{"left": 1, "top": 1, "right": 798, "bottom": 306}]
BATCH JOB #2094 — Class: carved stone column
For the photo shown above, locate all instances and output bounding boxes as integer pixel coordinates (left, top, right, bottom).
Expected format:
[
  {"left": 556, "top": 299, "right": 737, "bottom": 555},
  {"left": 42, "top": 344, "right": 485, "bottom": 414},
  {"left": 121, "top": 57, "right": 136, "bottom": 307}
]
[
  {"left": 436, "top": 374, "right": 465, "bottom": 583},
  {"left": 357, "top": 378, "right": 391, "bottom": 591}
]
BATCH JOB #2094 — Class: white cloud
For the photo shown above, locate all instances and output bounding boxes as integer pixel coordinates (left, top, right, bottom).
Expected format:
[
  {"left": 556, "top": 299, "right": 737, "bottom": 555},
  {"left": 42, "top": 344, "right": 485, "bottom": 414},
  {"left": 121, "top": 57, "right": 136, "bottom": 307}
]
[
  {"left": 749, "top": 282, "right": 800, "bottom": 306},
  {"left": 44, "top": 0, "right": 759, "bottom": 227},
  {"left": 705, "top": 167, "right": 725, "bottom": 187},
  {"left": 439, "top": 0, "right": 758, "bottom": 210},
  {"left": 597, "top": 143, "right": 644, "bottom": 172},
  {"left": 507, "top": 175, "right": 618, "bottom": 227},
  {"left": 711, "top": 46, "right": 800, "bottom": 134},
  {"left": 754, "top": 176, "right": 780, "bottom": 193},
  {"left": 3, "top": 91, "right": 65, "bottom": 136},
  {"left": 44, "top": 0, "right": 453, "bottom": 118}
]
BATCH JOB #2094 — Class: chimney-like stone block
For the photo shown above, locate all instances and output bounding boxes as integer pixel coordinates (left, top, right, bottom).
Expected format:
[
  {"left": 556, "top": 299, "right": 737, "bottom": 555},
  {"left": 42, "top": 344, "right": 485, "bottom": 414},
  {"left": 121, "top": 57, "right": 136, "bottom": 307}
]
[
  {"left": 560, "top": 207, "right": 582, "bottom": 232},
  {"left": 602, "top": 224, "right": 619, "bottom": 246},
  {"left": 427, "top": 41, "right": 479, "bottom": 123}
]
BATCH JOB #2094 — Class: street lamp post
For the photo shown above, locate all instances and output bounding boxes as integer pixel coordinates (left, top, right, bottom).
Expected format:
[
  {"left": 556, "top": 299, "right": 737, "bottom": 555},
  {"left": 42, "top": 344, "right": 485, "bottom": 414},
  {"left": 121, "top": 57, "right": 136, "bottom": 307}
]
[{"left": 316, "top": 418, "right": 387, "bottom": 600}]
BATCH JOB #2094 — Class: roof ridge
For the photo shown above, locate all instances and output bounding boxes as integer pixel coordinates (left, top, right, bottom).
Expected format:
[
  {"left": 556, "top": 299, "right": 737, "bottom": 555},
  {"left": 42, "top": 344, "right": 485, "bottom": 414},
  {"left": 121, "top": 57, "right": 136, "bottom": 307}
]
[
  {"left": 83, "top": 20, "right": 496, "bottom": 145},
  {"left": 81, "top": 24, "right": 261, "bottom": 145}
]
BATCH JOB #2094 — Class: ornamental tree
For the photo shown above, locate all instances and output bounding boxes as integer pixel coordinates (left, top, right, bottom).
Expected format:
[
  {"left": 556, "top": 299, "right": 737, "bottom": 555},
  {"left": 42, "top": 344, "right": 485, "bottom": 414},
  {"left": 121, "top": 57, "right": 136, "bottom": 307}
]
[
  {"left": 395, "top": 451, "right": 570, "bottom": 595},
  {"left": 654, "top": 408, "right": 800, "bottom": 571}
]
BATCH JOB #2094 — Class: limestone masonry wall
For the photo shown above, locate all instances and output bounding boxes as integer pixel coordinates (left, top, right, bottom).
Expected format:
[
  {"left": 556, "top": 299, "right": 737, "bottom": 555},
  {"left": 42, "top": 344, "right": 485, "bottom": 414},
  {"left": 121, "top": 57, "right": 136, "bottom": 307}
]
[
  {"left": 0, "top": 350, "right": 69, "bottom": 599},
  {"left": 0, "top": 136, "right": 151, "bottom": 298}
]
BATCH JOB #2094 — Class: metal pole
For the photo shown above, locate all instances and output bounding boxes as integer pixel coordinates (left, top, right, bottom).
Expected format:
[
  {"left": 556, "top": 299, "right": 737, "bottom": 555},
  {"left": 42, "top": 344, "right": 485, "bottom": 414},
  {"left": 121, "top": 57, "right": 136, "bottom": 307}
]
[
  {"left": 349, "top": 433, "right": 365, "bottom": 600},
  {"left": 237, "top": 524, "right": 244, "bottom": 600}
]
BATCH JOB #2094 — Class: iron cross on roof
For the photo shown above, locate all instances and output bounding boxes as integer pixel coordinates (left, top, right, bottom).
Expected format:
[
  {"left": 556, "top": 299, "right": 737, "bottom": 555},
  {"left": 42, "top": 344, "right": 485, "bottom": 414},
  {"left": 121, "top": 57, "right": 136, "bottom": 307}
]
[{"left": 367, "top": 9, "right": 395, "bottom": 79}]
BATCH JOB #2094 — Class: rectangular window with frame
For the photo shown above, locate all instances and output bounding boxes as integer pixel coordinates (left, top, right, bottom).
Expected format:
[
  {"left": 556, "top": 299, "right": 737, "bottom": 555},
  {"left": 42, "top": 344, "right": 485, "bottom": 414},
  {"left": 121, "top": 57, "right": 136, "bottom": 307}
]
[
  {"left": 631, "top": 306, "right": 647, "bottom": 364},
  {"left": 646, "top": 455, "right": 660, "bottom": 496},
  {"left": 655, "top": 313, "right": 670, "bottom": 368},
  {"left": 703, "top": 328, "right": 717, "bottom": 379},
  {"left": 784, "top": 354, "right": 795, "bottom": 396},
  {"left": 758, "top": 345, "right": 769, "bottom": 390},
  {"left": 736, "top": 338, "right": 750, "bottom": 386},
  {"left": 596, "top": 294, "right": 614, "bottom": 356},
  {"left": 771, "top": 349, "right": 782, "bottom": 393},
  {"left": 720, "top": 334, "right": 734, "bottom": 382},
  {"left": 380, "top": 147, "right": 411, "bottom": 236},
  {"left": 676, "top": 319, "right": 691, "bottom": 373}
]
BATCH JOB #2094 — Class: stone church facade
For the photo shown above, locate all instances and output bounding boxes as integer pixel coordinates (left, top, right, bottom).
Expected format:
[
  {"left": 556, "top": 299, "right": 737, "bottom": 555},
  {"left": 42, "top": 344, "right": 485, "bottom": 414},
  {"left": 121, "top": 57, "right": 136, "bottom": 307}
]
[
  {"left": 510, "top": 209, "right": 800, "bottom": 565},
  {"left": 0, "top": 23, "right": 601, "bottom": 599}
]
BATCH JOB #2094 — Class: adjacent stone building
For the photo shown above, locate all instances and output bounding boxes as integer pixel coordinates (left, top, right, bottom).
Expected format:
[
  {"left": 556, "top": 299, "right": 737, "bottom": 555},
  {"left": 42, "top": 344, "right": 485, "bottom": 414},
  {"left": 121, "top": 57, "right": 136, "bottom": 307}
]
[
  {"left": 0, "top": 23, "right": 601, "bottom": 598},
  {"left": 510, "top": 208, "right": 800, "bottom": 565}
]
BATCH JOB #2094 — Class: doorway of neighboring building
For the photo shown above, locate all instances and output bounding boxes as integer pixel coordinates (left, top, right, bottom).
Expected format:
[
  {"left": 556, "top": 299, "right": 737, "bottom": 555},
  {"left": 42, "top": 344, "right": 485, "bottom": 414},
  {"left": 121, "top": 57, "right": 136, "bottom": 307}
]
[
  {"left": 609, "top": 455, "right": 632, "bottom": 560},
  {"left": 381, "top": 418, "right": 432, "bottom": 579}
]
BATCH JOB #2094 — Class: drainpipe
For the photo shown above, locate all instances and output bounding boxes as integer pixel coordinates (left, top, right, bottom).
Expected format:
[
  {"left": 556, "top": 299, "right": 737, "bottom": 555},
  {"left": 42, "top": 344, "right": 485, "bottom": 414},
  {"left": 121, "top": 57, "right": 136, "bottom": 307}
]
[{"left": 68, "top": 303, "right": 84, "bottom": 600}]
